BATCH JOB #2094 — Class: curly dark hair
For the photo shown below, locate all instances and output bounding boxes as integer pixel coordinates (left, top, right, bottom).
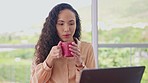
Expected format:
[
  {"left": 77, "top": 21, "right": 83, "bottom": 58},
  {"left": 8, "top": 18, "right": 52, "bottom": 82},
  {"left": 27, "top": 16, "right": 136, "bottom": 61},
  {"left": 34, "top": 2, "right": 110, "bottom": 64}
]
[{"left": 34, "top": 3, "right": 81, "bottom": 65}]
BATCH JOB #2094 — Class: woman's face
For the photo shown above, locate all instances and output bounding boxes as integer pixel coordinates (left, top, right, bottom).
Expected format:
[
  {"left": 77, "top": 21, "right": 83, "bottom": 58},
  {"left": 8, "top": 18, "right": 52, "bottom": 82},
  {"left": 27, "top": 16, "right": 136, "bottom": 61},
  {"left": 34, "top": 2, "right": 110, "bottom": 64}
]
[{"left": 56, "top": 9, "right": 76, "bottom": 42}]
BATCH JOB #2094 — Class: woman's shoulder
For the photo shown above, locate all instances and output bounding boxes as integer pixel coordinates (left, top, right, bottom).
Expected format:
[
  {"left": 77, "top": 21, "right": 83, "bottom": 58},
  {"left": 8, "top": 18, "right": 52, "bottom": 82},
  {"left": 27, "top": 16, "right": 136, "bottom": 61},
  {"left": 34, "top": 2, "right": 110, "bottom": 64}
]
[
  {"left": 79, "top": 41, "right": 93, "bottom": 54},
  {"left": 80, "top": 41, "right": 92, "bottom": 48},
  {"left": 75, "top": 38, "right": 92, "bottom": 48}
]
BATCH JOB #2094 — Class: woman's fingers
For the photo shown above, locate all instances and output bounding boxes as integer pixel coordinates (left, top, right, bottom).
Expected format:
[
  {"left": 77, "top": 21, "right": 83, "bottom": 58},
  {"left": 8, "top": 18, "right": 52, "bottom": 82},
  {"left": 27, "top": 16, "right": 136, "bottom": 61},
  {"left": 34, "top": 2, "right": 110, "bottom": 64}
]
[
  {"left": 69, "top": 48, "right": 80, "bottom": 56},
  {"left": 58, "top": 41, "right": 62, "bottom": 46},
  {"left": 69, "top": 42, "right": 80, "bottom": 57},
  {"left": 49, "top": 42, "right": 63, "bottom": 59},
  {"left": 69, "top": 42, "right": 78, "bottom": 50},
  {"left": 71, "top": 42, "right": 78, "bottom": 47}
]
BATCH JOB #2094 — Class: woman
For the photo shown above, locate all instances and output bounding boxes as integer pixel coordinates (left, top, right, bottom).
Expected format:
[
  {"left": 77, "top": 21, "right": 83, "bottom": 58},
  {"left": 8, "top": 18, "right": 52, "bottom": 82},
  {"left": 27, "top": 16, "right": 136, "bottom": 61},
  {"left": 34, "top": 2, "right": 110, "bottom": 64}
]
[{"left": 30, "top": 3, "right": 95, "bottom": 83}]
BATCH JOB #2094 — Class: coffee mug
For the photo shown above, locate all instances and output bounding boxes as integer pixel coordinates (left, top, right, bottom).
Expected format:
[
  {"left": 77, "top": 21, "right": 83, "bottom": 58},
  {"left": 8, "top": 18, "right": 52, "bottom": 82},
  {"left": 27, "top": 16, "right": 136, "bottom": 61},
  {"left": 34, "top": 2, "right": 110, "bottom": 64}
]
[{"left": 61, "top": 42, "right": 73, "bottom": 57}]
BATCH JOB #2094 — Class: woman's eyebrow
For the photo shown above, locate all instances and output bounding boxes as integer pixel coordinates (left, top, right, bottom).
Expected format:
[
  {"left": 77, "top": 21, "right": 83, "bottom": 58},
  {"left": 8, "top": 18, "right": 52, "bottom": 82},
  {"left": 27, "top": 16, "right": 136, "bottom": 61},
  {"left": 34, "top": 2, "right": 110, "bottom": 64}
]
[
  {"left": 69, "top": 20, "right": 75, "bottom": 22},
  {"left": 57, "top": 20, "right": 64, "bottom": 22},
  {"left": 57, "top": 19, "right": 75, "bottom": 22}
]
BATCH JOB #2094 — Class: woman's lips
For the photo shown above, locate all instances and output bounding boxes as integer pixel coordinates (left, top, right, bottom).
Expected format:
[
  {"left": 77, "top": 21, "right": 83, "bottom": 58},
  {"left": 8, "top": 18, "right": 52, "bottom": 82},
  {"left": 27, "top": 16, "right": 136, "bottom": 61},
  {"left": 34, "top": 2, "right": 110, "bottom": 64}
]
[{"left": 63, "top": 34, "right": 70, "bottom": 38}]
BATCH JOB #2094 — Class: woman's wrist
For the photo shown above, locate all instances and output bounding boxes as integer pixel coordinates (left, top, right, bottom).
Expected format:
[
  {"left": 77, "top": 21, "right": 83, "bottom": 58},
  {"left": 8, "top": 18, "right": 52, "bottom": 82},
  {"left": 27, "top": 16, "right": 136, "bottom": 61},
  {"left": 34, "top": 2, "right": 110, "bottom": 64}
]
[
  {"left": 75, "top": 63, "right": 85, "bottom": 71},
  {"left": 45, "top": 60, "right": 53, "bottom": 68},
  {"left": 42, "top": 61, "right": 53, "bottom": 71},
  {"left": 75, "top": 62, "right": 83, "bottom": 67},
  {"left": 46, "top": 53, "right": 57, "bottom": 66},
  {"left": 45, "top": 56, "right": 54, "bottom": 68}
]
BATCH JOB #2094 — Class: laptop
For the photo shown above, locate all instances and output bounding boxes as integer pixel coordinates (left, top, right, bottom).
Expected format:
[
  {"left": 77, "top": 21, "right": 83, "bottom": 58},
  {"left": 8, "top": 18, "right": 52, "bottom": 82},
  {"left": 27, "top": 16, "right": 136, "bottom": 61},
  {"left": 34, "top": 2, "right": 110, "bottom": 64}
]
[{"left": 79, "top": 66, "right": 145, "bottom": 83}]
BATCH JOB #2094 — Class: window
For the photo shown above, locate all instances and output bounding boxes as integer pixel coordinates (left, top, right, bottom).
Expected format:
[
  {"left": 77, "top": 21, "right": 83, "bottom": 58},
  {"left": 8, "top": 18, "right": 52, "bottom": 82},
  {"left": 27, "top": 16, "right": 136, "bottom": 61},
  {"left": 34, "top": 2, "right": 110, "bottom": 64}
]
[{"left": 99, "top": 0, "right": 148, "bottom": 82}]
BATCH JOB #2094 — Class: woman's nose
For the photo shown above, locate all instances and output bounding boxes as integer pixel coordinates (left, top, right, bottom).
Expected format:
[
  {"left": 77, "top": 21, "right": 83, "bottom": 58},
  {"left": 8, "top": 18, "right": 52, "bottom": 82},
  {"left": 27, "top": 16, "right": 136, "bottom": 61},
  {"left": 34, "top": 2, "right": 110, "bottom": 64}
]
[{"left": 64, "top": 25, "right": 70, "bottom": 32}]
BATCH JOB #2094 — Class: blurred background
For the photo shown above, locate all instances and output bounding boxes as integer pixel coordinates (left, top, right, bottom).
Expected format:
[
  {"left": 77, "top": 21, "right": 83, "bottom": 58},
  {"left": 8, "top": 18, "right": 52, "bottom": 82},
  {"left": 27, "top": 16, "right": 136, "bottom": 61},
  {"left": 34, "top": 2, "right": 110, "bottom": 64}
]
[{"left": 0, "top": 0, "right": 148, "bottom": 83}]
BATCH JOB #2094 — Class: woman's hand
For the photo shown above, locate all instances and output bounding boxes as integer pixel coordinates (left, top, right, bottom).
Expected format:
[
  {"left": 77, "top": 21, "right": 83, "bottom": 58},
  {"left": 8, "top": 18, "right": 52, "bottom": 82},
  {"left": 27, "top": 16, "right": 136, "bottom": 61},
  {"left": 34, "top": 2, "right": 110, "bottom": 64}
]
[
  {"left": 45, "top": 41, "right": 62, "bottom": 67},
  {"left": 69, "top": 42, "right": 82, "bottom": 66}
]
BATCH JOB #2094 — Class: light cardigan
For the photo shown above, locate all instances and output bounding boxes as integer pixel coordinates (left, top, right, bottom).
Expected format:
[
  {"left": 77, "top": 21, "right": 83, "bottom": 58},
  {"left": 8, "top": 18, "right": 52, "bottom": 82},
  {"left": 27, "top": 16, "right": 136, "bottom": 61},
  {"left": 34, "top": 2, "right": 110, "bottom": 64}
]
[{"left": 30, "top": 41, "right": 96, "bottom": 83}]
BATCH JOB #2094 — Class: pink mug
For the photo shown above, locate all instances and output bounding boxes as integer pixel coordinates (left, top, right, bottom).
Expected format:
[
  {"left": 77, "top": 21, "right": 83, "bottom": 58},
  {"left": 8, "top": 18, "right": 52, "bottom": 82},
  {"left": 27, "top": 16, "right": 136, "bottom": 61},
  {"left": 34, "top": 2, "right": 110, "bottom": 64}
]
[{"left": 61, "top": 42, "right": 73, "bottom": 57}]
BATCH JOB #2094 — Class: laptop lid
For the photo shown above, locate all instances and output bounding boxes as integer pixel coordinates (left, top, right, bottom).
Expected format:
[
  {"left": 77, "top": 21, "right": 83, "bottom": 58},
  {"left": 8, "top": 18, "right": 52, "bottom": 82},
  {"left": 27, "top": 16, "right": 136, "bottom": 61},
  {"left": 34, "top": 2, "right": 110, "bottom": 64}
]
[{"left": 79, "top": 66, "right": 145, "bottom": 83}]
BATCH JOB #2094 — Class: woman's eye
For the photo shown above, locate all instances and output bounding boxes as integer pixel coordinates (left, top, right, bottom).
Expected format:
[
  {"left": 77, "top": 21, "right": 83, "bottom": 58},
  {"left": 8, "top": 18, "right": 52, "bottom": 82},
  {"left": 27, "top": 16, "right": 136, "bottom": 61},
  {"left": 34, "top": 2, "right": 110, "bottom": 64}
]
[
  {"left": 69, "top": 23, "right": 74, "bottom": 25},
  {"left": 58, "top": 23, "right": 64, "bottom": 25}
]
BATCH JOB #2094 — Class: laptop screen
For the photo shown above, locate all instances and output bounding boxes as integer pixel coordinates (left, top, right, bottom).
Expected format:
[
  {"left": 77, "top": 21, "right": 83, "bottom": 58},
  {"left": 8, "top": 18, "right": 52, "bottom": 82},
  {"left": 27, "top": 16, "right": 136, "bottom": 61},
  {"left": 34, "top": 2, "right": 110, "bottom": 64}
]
[{"left": 79, "top": 66, "right": 145, "bottom": 83}]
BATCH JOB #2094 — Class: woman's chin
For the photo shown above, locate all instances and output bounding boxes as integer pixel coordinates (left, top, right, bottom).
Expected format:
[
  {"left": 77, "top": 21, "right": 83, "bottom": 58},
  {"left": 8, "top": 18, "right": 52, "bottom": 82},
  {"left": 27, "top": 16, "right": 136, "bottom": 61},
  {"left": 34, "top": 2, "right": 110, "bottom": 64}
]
[{"left": 61, "top": 39, "right": 73, "bottom": 42}]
